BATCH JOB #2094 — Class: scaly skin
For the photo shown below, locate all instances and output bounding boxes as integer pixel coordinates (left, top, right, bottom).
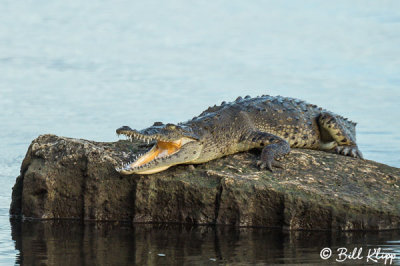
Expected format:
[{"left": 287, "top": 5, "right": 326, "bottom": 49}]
[{"left": 116, "top": 95, "right": 363, "bottom": 175}]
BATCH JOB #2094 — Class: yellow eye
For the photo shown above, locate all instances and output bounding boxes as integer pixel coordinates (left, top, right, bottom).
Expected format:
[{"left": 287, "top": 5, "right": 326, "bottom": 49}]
[{"left": 166, "top": 124, "right": 176, "bottom": 130}]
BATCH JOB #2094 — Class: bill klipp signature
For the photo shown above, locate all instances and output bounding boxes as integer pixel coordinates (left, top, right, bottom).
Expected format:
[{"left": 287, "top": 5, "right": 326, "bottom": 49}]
[{"left": 320, "top": 247, "right": 397, "bottom": 265}]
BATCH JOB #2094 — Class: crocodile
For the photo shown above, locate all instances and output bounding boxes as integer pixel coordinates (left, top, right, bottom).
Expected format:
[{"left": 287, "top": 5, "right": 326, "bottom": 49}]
[{"left": 116, "top": 95, "right": 363, "bottom": 175}]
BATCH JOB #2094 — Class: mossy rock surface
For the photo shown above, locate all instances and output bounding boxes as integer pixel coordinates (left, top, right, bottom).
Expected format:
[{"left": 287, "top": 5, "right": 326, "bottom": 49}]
[{"left": 10, "top": 134, "right": 400, "bottom": 230}]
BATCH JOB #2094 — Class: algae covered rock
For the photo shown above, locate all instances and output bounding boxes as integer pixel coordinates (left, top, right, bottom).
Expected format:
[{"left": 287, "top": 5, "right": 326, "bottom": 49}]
[{"left": 10, "top": 134, "right": 400, "bottom": 230}]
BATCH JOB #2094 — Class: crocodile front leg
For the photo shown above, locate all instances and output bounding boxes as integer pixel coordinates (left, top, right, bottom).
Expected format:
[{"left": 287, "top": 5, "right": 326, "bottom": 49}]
[{"left": 240, "top": 131, "right": 290, "bottom": 171}]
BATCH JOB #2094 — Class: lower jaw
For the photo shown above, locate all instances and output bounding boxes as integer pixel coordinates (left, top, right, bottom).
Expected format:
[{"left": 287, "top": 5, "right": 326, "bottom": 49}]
[{"left": 121, "top": 165, "right": 171, "bottom": 175}]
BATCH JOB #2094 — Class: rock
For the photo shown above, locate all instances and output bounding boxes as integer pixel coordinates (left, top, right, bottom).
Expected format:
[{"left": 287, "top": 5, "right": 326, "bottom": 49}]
[{"left": 10, "top": 134, "right": 400, "bottom": 230}]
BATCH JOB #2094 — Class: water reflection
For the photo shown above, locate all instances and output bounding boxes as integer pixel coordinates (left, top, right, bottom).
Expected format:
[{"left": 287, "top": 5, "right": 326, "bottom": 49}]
[{"left": 10, "top": 219, "right": 400, "bottom": 265}]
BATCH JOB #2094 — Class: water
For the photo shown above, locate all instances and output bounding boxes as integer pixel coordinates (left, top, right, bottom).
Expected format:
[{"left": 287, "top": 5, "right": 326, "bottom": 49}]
[
  {"left": 8, "top": 221, "right": 400, "bottom": 265},
  {"left": 1, "top": 0, "right": 399, "bottom": 264}
]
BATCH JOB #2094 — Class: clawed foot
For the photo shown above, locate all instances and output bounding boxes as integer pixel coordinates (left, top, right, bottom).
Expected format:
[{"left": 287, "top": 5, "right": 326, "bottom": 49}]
[
  {"left": 335, "top": 145, "right": 363, "bottom": 159},
  {"left": 257, "top": 141, "right": 290, "bottom": 172},
  {"left": 256, "top": 158, "right": 283, "bottom": 171}
]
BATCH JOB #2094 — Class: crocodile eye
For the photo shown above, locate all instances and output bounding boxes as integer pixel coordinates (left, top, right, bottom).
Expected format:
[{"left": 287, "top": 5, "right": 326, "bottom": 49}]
[
  {"left": 166, "top": 123, "right": 176, "bottom": 130},
  {"left": 153, "top": 122, "right": 163, "bottom": 126}
]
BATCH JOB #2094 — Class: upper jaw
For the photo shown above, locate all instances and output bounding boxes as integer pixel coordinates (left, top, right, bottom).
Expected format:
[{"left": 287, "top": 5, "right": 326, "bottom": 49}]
[
  {"left": 116, "top": 126, "right": 167, "bottom": 143},
  {"left": 116, "top": 125, "right": 200, "bottom": 142}
]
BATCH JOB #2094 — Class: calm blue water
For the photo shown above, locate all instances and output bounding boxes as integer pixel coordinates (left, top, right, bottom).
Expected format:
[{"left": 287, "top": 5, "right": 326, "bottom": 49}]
[{"left": 1, "top": 1, "right": 400, "bottom": 264}]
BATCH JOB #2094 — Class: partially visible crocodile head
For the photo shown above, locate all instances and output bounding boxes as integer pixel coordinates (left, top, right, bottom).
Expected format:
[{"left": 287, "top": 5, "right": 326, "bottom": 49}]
[{"left": 116, "top": 122, "right": 202, "bottom": 174}]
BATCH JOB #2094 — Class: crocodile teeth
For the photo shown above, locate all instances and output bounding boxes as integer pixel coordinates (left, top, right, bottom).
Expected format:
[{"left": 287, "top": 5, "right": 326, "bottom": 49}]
[{"left": 120, "top": 130, "right": 161, "bottom": 144}]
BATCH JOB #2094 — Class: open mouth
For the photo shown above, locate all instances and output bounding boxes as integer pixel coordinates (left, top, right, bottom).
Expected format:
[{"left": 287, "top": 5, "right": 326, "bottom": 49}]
[{"left": 116, "top": 128, "right": 194, "bottom": 173}]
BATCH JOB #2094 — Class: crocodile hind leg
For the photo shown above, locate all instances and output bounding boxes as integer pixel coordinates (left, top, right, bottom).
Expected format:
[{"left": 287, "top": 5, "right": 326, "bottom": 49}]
[
  {"left": 318, "top": 112, "right": 363, "bottom": 158},
  {"left": 241, "top": 131, "right": 291, "bottom": 171}
]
